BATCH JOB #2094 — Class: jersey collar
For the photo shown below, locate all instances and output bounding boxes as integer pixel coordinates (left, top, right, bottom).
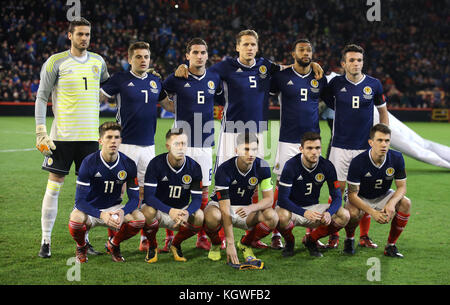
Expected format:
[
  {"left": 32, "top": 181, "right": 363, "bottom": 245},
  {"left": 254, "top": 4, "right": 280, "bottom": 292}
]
[
  {"left": 100, "top": 151, "right": 120, "bottom": 170},
  {"left": 345, "top": 74, "right": 366, "bottom": 86},
  {"left": 300, "top": 154, "right": 318, "bottom": 173},
  {"left": 291, "top": 66, "right": 312, "bottom": 78},
  {"left": 235, "top": 157, "right": 253, "bottom": 177},
  {"left": 237, "top": 57, "right": 256, "bottom": 69},
  {"left": 68, "top": 50, "right": 89, "bottom": 64},
  {"left": 166, "top": 154, "right": 186, "bottom": 174},
  {"left": 130, "top": 70, "right": 148, "bottom": 80},
  {"left": 368, "top": 148, "right": 387, "bottom": 169},
  {"left": 188, "top": 70, "right": 206, "bottom": 81}
]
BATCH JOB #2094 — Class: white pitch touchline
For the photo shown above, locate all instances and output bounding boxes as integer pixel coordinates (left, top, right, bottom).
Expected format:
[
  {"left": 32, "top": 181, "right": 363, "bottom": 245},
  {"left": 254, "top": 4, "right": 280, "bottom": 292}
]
[{"left": 0, "top": 148, "right": 35, "bottom": 153}]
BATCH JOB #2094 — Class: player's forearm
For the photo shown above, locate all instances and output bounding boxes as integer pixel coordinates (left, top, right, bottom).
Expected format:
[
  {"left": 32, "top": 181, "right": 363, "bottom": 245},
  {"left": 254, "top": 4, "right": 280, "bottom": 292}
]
[
  {"left": 160, "top": 97, "right": 175, "bottom": 113},
  {"left": 253, "top": 195, "right": 273, "bottom": 212},
  {"left": 186, "top": 192, "right": 202, "bottom": 215},
  {"left": 143, "top": 185, "right": 172, "bottom": 214},
  {"left": 348, "top": 193, "right": 375, "bottom": 215},
  {"left": 326, "top": 187, "right": 342, "bottom": 216},
  {"left": 75, "top": 186, "right": 102, "bottom": 218},
  {"left": 387, "top": 185, "right": 407, "bottom": 208},
  {"left": 123, "top": 188, "right": 140, "bottom": 215},
  {"left": 378, "top": 106, "right": 389, "bottom": 126},
  {"left": 35, "top": 95, "right": 48, "bottom": 126},
  {"left": 219, "top": 200, "right": 235, "bottom": 244},
  {"left": 278, "top": 185, "right": 307, "bottom": 216}
]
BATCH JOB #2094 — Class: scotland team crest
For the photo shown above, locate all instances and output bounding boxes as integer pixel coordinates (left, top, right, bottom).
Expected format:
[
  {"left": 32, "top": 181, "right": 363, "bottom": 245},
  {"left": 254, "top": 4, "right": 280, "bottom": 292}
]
[
  {"left": 310, "top": 79, "right": 320, "bottom": 93},
  {"left": 150, "top": 80, "right": 159, "bottom": 94},
  {"left": 117, "top": 170, "right": 127, "bottom": 180},
  {"left": 386, "top": 167, "right": 395, "bottom": 176},
  {"left": 363, "top": 86, "right": 373, "bottom": 99},
  {"left": 92, "top": 65, "right": 100, "bottom": 80},
  {"left": 259, "top": 65, "right": 267, "bottom": 78},
  {"left": 182, "top": 174, "right": 192, "bottom": 184},
  {"left": 248, "top": 177, "right": 259, "bottom": 186},
  {"left": 207, "top": 80, "right": 215, "bottom": 94},
  {"left": 315, "top": 173, "right": 325, "bottom": 183}
]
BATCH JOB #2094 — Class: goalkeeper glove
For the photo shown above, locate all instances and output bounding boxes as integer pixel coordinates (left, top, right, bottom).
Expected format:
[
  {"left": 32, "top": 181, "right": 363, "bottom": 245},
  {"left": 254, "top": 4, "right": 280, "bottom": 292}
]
[
  {"left": 36, "top": 124, "right": 55, "bottom": 156},
  {"left": 227, "top": 258, "right": 265, "bottom": 270}
]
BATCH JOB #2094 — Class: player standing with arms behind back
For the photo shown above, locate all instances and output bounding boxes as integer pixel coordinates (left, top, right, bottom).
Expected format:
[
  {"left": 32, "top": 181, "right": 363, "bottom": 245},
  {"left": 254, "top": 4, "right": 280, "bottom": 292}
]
[
  {"left": 322, "top": 44, "right": 389, "bottom": 249},
  {"left": 35, "top": 18, "right": 109, "bottom": 258}
]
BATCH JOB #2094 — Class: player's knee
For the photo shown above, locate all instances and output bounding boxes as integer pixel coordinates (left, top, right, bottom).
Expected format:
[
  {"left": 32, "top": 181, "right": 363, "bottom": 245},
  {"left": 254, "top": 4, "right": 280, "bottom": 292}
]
[
  {"left": 69, "top": 209, "right": 86, "bottom": 224},
  {"left": 141, "top": 204, "right": 157, "bottom": 221},
  {"left": 335, "top": 207, "right": 350, "bottom": 226},
  {"left": 204, "top": 205, "right": 221, "bottom": 228},
  {"left": 127, "top": 209, "right": 145, "bottom": 223},
  {"left": 276, "top": 207, "right": 291, "bottom": 228},
  {"left": 344, "top": 203, "right": 360, "bottom": 220},
  {"left": 263, "top": 208, "right": 278, "bottom": 229},
  {"left": 191, "top": 209, "right": 204, "bottom": 227},
  {"left": 399, "top": 196, "right": 411, "bottom": 212}
]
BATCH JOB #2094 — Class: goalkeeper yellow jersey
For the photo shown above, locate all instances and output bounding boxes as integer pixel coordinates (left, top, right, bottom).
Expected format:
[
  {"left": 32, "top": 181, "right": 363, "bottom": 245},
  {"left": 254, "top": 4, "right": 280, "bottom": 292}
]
[{"left": 36, "top": 50, "right": 109, "bottom": 141}]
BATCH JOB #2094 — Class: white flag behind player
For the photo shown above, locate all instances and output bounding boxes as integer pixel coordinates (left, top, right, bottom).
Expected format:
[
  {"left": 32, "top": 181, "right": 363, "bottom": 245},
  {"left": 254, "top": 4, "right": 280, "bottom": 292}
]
[
  {"left": 373, "top": 109, "right": 450, "bottom": 169},
  {"left": 326, "top": 72, "right": 450, "bottom": 169}
]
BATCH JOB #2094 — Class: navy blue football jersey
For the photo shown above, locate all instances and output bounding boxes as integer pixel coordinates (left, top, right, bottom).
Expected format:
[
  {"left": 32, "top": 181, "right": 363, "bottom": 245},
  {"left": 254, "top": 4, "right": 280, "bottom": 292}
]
[
  {"left": 270, "top": 67, "right": 327, "bottom": 143},
  {"left": 322, "top": 74, "right": 386, "bottom": 150},
  {"left": 101, "top": 71, "right": 167, "bottom": 146},
  {"left": 75, "top": 151, "right": 139, "bottom": 218},
  {"left": 209, "top": 57, "right": 280, "bottom": 133},
  {"left": 211, "top": 157, "right": 272, "bottom": 205},
  {"left": 143, "top": 153, "right": 203, "bottom": 214},
  {"left": 278, "top": 154, "right": 341, "bottom": 216},
  {"left": 163, "top": 70, "right": 222, "bottom": 147},
  {"left": 347, "top": 149, "right": 406, "bottom": 199}
]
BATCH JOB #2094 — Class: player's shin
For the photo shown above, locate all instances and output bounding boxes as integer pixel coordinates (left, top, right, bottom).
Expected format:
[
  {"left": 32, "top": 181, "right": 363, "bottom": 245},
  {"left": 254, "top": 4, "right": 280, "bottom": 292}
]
[
  {"left": 68, "top": 221, "right": 87, "bottom": 247},
  {"left": 112, "top": 220, "right": 145, "bottom": 245},
  {"left": 196, "top": 189, "right": 211, "bottom": 249},
  {"left": 204, "top": 224, "right": 223, "bottom": 245},
  {"left": 310, "top": 220, "right": 342, "bottom": 241},
  {"left": 41, "top": 180, "right": 63, "bottom": 244},
  {"left": 172, "top": 222, "right": 202, "bottom": 246},
  {"left": 143, "top": 219, "right": 159, "bottom": 248},
  {"left": 277, "top": 220, "right": 295, "bottom": 245},
  {"left": 387, "top": 211, "right": 410, "bottom": 245}
]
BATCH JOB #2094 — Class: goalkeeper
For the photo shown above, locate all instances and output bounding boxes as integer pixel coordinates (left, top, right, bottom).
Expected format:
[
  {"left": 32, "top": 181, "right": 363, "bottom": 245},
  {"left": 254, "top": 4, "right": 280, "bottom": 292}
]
[
  {"left": 203, "top": 132, "right": 278, "bottom": 265},
  {"left": 34, "top": 18, "right": 109, "bottom": 258}
]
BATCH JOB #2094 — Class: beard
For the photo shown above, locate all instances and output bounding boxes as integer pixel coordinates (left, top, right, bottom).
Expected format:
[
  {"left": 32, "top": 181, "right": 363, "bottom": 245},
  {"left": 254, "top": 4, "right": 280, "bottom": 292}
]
[{"left": 295, "top": 56, "right": 311, "bottom": 67}]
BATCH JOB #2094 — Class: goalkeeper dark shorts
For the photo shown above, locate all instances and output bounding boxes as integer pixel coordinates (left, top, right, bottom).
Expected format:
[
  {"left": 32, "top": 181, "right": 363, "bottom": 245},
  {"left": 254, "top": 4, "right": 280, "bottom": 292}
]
[{"left": 41, "top": 141, "right": 98, "bottom": 176}]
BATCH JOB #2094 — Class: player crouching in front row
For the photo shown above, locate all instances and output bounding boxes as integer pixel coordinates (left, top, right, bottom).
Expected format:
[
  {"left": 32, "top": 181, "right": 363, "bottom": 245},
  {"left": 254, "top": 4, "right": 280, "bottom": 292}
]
[
  {"left": 203, "top": 132, "right": 278, "bottom": 264},
  {"left": 140, "top": 128, "right": 204, "bottom": 263},
  {"left": 276, "top": 132, "right": 350, "bottom": 258},
  {"left": 68, "top": 122, "right": 145, "bottom": 263},
  {"left": 343, "top": 124, "right": 411, "bottom": 258}
]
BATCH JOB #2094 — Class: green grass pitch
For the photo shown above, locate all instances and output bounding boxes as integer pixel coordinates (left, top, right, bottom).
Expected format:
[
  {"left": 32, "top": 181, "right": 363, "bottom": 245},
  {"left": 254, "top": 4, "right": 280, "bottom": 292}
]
[{"left": 0, "top": 116, "right": 449, "bottom": 285}]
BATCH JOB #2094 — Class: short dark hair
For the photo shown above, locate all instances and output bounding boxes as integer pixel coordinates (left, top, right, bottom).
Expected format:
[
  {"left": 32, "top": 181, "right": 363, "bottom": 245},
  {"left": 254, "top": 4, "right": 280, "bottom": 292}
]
[
  {"left": 99, "top": 121, "right": 121, "bottom": 137},
  {"left": 292, "top": 38, "right": 312, "bottom": 52},
  {"left": 301, "top": 132, "right": 321, "bottom": 147},
  {"left": 341, "top": 44, "right": 364, "bottom": 62},
  {"left": 236, "top": 131, "right": 259, "bottom": 146},
  {"left": 165, "top": 128, "right": 186, "bottom": 141},
  {"left": 186, "top": 38, "right": 208, "bottom": 54},
  {"left": 370, "top": 123, "right": 391, "bottom": 139},
  {"left": 68, "top": 17, "right": 91, "bottom": 34},
  {"left": 128, "top": 41, "right": 150, "bottom": 58}
]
